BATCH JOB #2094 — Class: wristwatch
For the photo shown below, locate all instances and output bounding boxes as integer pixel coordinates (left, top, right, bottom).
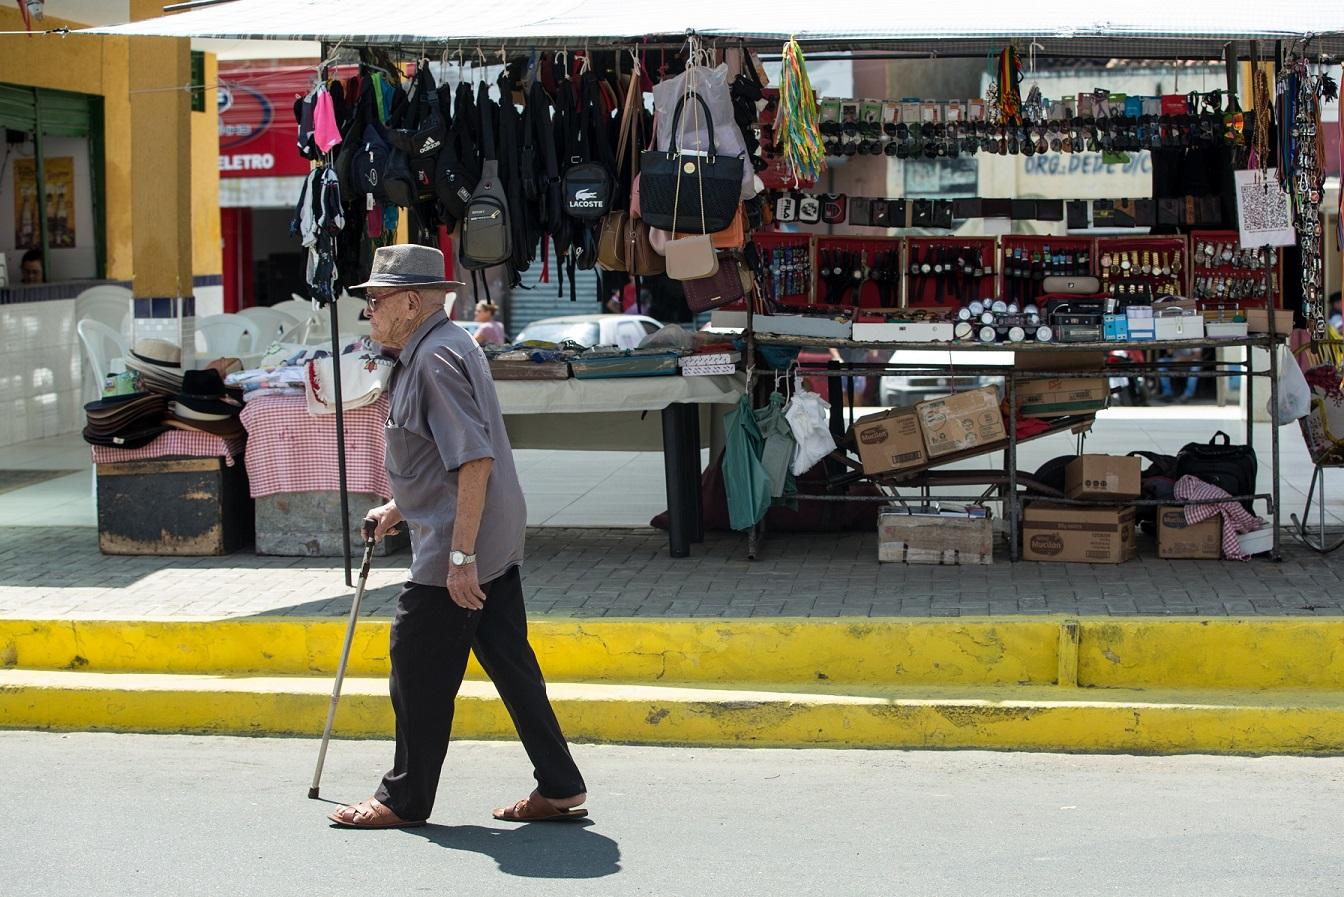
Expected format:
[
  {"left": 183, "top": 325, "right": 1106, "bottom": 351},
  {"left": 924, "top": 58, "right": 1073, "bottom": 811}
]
[{"left": 449, "top": 549, "right": 476, "bottom": 567}]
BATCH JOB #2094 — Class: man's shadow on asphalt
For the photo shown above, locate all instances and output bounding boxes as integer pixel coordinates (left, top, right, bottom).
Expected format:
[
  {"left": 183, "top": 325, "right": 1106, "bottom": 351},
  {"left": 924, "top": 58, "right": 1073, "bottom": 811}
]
[{"left": 408, "top": 820, "right": 620, "bottom": 878}]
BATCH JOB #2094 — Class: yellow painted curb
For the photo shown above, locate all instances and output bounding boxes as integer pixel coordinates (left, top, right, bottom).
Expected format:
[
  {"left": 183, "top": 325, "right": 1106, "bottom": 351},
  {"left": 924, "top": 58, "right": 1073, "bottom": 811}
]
[
  {"left": 0, "top": 618, "right": 1059, "bottom": 687},
  {"left": 2, "top": 670, "right": 1343, "bottom": 755},
  {"left": 4, "top": 617, "right": 1344, "bottom": 691}
]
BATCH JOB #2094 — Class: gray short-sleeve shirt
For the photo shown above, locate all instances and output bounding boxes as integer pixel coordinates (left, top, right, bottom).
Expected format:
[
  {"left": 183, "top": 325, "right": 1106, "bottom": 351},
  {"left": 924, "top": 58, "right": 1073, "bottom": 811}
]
[{"left": 384, "top": 311, "right": 526, "bottom": 586}]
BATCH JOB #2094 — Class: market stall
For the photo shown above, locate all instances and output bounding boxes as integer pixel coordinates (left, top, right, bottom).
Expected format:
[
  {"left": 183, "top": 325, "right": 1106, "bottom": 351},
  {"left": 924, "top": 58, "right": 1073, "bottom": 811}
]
[{"left": 73, "top": 3, "right": 1344, "bottom": 568}]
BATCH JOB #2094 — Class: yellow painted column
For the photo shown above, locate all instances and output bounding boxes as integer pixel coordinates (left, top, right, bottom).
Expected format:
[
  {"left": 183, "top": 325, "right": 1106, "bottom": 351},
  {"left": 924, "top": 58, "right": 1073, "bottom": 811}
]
[{"left": 127, "top": 35, "right": 195, "bottom": 361}]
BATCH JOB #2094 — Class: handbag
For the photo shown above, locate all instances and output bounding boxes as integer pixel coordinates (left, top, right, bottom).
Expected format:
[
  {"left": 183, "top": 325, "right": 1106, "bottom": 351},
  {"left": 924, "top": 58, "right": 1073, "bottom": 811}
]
[
  {"left": 639, "top": 90, "right": 744, "bottom": 234},
  {"left": 650, "top": 205, "right": 746, "bottom": 257},
  {"left": 683, "top": 252, "right": 754, "bottom": 313},
  {"left": 596, "top": 61, "right": 646, "bottom": 272},
  {"left": 665, "top": 234, "right": 719, "bottom": 281}
]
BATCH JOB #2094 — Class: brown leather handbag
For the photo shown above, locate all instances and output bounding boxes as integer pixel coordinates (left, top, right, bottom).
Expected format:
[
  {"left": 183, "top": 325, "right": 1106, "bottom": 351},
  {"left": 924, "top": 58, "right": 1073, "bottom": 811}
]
[
  {"left": 597, "top": 59, "right": 645, "bottom": 273},
  {"left": 597, "top": 211, "right": 628, "bottom": 271},
  {"left": 683, "top": 252, "right": 754, "bottom": 312}
]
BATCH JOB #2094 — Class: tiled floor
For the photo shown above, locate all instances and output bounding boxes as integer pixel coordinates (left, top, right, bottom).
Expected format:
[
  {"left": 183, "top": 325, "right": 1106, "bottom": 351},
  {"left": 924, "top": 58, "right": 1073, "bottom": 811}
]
[
  {"left": 3, "top": 404, "right": 1342, "bottom": 531},
  {"left": 2, "top": 404, "right": 1342, "bottom": 621}
]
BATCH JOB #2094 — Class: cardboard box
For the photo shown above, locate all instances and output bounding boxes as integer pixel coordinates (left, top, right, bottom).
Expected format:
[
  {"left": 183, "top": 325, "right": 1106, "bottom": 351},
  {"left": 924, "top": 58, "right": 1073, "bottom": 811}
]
[
  {"left": 1103, "top": 313, "right": 1129, "bottom": 341},
  {"left": 916, "top": 386, "right": 1006, "bottom": 459},
  {"left": 1157, "top": 506, "right": 1223, "bottom": 559},
  {"left": 852, "top": 408, "right": 928, "bottom": 475},
  {"left": 1246, "top": 308, "right": 1294, "bottom": 335},
  {"left": 1065, "top": 454, "right": 1141, "bottom": 500},
  {"left": 1017, "top": 377, "right": 1110, "bottom": 417},
  {"left": 1126, "top": 307, "right": 1155, "bottom": 341},
  {"left": 878, "top": 509, "right": 993, "bottom": 564},
  {"left": 1022, "top": 504, "right": 1136, "bottom": 563}
]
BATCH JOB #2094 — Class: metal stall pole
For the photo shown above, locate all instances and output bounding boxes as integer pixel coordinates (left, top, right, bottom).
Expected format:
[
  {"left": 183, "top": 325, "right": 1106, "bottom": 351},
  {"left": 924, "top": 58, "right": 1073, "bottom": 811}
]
[
  {"left": 1266, "top": 258, "right": 1282, "bottom": 560},
  {"left": 827, "top": 357, "right": 844, "bottom": 438},
  {"left": 1007, "top": 372, "right": 1020, "bottom": 561},
  {"left": 328, "top": 298, "right": 353, "bottom": 587}
]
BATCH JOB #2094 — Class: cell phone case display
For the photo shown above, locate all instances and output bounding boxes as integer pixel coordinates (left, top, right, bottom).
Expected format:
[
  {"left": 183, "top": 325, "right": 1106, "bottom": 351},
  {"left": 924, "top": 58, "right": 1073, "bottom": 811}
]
[
  {"left": 905, "top": 238, "right": 997, "bottom": 308},
  {"left": 1096, "top": 236, "right": 1187, "bottom": 301},
  {"left": 753, "top": 231, "right": 814, "bottom": 308},
  {"left": 999, "top": 236, "right": 1094, "bottom": 307},
  {"left": 1189, "top": 230, "right": 1281, "bottom": 308},
  {"left": 814, "top": 237, "right": 903, "bottom": 308}
]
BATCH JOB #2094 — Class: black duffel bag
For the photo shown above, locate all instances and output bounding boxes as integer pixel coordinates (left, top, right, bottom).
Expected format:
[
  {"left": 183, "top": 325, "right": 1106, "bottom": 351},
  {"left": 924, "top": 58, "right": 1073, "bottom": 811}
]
[{"left": 1176, "top": 430, "right": 1257, "bottom": 510}]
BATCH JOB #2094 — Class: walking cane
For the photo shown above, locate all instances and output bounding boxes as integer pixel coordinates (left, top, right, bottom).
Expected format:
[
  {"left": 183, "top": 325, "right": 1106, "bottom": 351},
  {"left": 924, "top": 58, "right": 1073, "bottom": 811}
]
[{"left": 309, "top": 516, "right": 379, "bottom": 799}]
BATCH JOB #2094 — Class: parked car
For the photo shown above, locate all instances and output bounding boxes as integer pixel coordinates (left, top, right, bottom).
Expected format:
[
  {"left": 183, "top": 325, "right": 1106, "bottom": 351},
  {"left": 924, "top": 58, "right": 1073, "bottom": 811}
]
[
  {"left": 453, "top": 320, "right": 483, "bottom": 337},
  {"left": 877, "top": 348, "right": 1014, "bottom": 407},
  {"left": 515, "top": 314, "right": 663, "bottom": 350}
]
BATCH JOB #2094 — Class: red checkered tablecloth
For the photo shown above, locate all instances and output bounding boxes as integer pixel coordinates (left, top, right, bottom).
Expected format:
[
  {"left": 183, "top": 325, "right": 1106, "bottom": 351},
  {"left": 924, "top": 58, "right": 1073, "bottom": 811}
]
[
  {"left": 238, "top": 393, "right": 392, "bottom": 500},
  {"left": 91, "top": 431, "right": 247, "bottom": 467}
]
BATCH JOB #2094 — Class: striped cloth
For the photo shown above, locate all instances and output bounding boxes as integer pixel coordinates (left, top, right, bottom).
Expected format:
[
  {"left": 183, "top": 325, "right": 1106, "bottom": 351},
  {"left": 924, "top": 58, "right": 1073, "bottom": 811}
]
[
  {"left": 91, "top": 431, "right": 246, "bottom": 467},
  {"left": 238, "top": 393, "right": 391, "bottom": 500},
  {"left": 1175, "top": 475, "right": 1267, "bottom": 561}
]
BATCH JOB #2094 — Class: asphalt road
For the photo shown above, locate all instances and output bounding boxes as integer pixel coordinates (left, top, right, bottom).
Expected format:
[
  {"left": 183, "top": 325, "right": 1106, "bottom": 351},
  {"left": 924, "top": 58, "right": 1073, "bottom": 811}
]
[{"left": 5, "top": 731, "right": 1342, "bottom": 896}]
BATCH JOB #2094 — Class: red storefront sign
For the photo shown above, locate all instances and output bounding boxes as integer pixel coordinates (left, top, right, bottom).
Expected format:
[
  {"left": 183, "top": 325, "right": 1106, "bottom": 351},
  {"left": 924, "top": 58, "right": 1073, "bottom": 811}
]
[{"left": 218, "top": 63, "right": 316, "bottom": 179}]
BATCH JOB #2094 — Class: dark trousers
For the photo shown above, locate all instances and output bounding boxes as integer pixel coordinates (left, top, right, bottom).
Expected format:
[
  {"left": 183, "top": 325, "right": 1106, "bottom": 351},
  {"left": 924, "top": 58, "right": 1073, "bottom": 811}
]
[{"left": 373, "top": 566, "right": 586, "bottom": 821}]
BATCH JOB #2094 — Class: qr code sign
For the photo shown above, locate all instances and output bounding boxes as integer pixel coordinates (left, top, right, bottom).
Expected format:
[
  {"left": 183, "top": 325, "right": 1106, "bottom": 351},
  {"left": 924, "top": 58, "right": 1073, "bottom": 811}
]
[
  {"left": 1233, "top": 169, "right": 1295, "bottom": 247},
  {"left": 1238, "top": 181, "right": 1291, "bottom": 231}
]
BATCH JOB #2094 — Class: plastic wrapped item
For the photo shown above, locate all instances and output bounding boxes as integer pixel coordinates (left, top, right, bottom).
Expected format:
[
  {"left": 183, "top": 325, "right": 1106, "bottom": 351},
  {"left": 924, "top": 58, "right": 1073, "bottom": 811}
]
[{"left": 653, "top": 64, "right": 757, "bottom": 201}]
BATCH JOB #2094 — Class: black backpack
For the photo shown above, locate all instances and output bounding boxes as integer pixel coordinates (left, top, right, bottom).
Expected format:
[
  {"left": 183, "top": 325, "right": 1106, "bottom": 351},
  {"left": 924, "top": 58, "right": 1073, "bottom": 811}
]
[
  {"left": 560, "top": 69, "right": 616, "bottom": 222},
  {"left": 353, "top": 122, "right": 391, "bottom": 203},
  {"left": 384, "top": 66, "right": 446, "bottom": 208},
  {"left": 495, "top": 71, "right": 531, "bottom": 275},
  {"left": 459, "top": 91, "right": 512, "bottom": 272},
  {"left": 1176, "top": 431, "right": 1258, "bottom": 511},
  {"left": 434, "top": 82, "right": 480, "bottom": 226}
]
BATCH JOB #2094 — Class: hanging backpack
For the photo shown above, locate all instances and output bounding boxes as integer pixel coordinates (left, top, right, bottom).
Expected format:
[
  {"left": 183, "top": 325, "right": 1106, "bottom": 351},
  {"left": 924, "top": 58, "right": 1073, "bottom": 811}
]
[
  {"left": 495, "top": 71, "right": 531, "bottom": 275},
  {"left": 354, "top": 122, "right": 391, "bottom": 203},
  {"left": 459, "top": 91, "right": 512, "bottom": 271},
  {"left": 384, "top": 64, "right": 446, "bottom": 209},
  {"left": 561, "top": 68, "right": 616, "bottom": 221},
  {"left": 435, "top": 82, "right": 480, "bottom": 226}
]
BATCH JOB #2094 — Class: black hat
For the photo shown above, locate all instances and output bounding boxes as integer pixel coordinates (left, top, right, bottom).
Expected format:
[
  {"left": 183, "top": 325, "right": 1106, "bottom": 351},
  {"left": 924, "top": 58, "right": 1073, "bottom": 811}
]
[
  {"left": 174, "top": 369, "right": 242, "bottom": 418},
  {"left": 82, "top": 422, "right": 169, "bottom": 449}
]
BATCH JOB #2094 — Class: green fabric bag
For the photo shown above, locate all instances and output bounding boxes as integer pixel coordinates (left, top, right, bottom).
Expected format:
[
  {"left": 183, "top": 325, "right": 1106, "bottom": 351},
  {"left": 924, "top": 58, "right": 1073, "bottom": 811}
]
[{"left": 724, "top": 394, "right": 773, "bottom": 531}]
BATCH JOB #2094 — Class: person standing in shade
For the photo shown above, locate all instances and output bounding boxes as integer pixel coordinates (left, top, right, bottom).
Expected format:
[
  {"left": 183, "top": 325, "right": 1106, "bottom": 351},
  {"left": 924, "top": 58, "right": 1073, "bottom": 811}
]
[
  {"left": 327, "top": 244, "right": 587, "bottom": 829},
  {"left": 472, "top": 300, "right": 507, "bottom": 346},
  {"left": 20, "top": 248, "right": 43, "bottom": 284}
]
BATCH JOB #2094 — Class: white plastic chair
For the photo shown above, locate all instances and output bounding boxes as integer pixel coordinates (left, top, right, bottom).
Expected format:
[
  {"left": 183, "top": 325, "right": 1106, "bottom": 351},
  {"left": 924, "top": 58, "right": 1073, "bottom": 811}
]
[
  {"left": 195, "top": 313, "right": 255, "bottom": 359},
  {"left": 236, "top": 306, "right": 302, "bottom": 347},
  {"left": 303, "top": 295, "right": 371, "bottom": 344},
  {"left": 75, "top": 285, "right": 132, "bottom": 338},
  {"left": 77, "top": 318, "right": 129, "bottom": 403}
]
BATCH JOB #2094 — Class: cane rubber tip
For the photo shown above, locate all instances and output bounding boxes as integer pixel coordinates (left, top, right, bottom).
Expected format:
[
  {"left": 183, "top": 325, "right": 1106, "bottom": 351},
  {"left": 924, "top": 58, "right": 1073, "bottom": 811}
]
[{"left": 308, "top": 787, "right": 320, "bottom": 799}]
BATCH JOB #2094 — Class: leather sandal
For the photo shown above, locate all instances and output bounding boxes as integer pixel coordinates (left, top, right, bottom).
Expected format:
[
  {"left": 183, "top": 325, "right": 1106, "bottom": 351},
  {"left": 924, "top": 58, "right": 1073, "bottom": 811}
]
[
  {"left": 328, "top": 797, "right": 425, "bottom": 829},
  {"left": 492, "top": 789, "right": 589, "bottom": 823}
]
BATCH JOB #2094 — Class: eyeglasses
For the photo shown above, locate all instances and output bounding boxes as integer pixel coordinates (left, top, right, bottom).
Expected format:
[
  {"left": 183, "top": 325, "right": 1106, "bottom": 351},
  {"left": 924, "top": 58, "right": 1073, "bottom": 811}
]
[{"left": 363, "top": 289, "right": 411, "bottom": 311}]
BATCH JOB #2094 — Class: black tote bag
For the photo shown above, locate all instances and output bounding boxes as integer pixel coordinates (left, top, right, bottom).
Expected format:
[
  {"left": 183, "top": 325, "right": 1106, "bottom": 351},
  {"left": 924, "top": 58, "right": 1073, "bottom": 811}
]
[{"left": 638, "top": 90, "right": 743, "bottom": 234}]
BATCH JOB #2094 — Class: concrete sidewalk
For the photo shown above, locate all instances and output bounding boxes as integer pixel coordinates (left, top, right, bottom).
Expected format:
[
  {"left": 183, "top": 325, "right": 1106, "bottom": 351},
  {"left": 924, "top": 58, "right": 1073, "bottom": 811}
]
[{"left": 1, "top": 523, "right": 1342, "bottom": 620}]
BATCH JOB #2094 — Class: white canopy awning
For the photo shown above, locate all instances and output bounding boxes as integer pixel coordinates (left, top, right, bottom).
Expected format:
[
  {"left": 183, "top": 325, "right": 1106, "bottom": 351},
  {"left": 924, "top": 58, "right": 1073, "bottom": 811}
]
[{"left": 73, "top": 0, "right": 1344, "bottom": 58}]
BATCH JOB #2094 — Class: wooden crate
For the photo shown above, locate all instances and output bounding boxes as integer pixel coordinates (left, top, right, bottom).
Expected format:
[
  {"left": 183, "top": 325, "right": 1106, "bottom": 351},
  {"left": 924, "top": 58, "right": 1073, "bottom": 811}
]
[
  {"left": 97, "top": 458, "right": 253, "bottom": 556},
  {"left": 878, "top": 510, "right": 993, "bottom": 565}
]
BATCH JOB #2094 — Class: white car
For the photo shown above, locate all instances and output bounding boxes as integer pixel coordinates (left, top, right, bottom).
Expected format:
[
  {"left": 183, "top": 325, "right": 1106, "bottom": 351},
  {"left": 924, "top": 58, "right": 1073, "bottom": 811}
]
[
  {"left": 515, "top": 314, "right": 663, "bottom": 350},
  {"left": 878, "top": 348, "right": 1015, "bottom": 407}
]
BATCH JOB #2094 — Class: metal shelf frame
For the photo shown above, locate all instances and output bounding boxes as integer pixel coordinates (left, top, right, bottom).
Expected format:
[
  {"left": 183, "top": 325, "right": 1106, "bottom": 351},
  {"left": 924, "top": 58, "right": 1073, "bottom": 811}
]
[{"left": 743, "top": 332, "right": 1285, "bottom": 562}]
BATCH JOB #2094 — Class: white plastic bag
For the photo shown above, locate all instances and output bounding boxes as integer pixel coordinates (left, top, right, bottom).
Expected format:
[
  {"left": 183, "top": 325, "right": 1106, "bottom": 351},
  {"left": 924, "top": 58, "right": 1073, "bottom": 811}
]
[
  {"left": 1271, "top": 346, "right": 1311, "bottom": 425},
  {"left": 783, "top": 384, "right": 836, "bottom": 475},
  {"left": 652, "top": 64, "right": 757, "bottom": 201}
]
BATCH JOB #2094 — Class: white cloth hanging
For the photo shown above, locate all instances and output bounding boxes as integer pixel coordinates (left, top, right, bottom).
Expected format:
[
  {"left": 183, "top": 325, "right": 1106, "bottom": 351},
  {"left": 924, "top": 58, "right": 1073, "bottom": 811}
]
[{"left": 783, "top": 383, "right": 836, "bottom": 476}]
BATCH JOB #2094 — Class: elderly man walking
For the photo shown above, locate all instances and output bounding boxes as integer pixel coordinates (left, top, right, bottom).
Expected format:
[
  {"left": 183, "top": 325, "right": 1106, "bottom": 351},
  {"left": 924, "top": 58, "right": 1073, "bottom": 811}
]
[{"left": 327, "top": 245, "right": 587, "bottom": 829}]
